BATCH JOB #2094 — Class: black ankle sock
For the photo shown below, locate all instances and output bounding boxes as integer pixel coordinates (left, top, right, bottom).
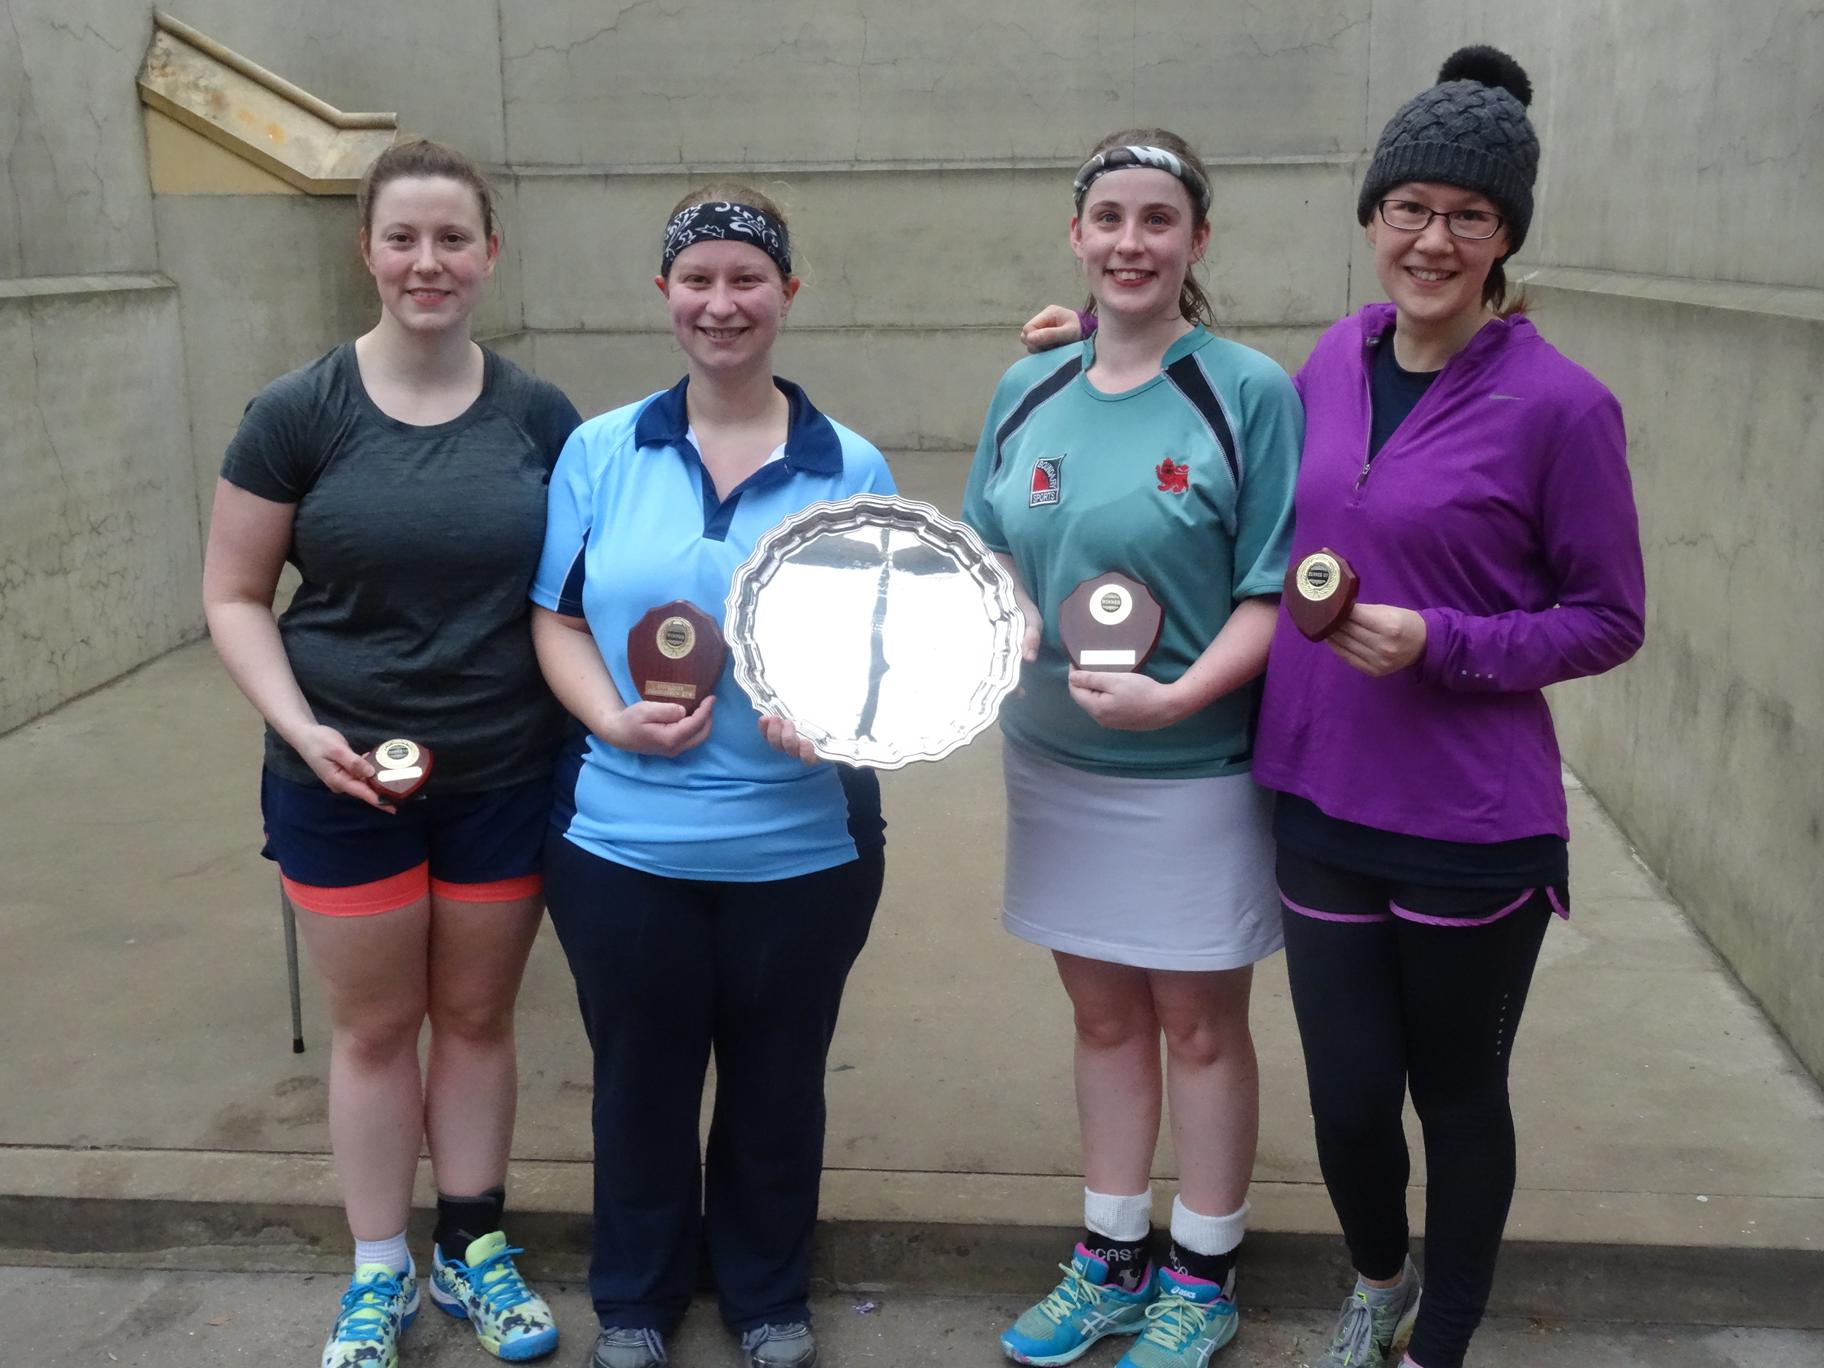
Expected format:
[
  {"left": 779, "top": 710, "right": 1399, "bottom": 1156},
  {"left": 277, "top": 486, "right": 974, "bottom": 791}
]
[
  {"left": 1082, "top": 1227, "right": 1152, "bottom": 1293},
  {"left": 434, "top": 1185, "right": 506, "bottom": 1260},
  {"left": 1168, "top": 1237, "right": 1238, "bottom": 1286}
]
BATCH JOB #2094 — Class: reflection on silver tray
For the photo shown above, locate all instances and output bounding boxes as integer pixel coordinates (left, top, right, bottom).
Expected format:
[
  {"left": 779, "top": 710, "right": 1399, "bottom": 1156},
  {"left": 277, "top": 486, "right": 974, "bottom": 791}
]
[{"left": 725, "top": 494, "right": 1026, "bottom": 769}]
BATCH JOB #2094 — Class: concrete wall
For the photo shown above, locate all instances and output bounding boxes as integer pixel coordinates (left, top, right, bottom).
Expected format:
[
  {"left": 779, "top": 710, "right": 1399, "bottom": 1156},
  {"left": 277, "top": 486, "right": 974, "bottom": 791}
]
[
  {"left": 1364, "top": 0, "right": 1824, "bottom": 1076},
  {"left": 0, "top": 3, "right": 200, "bottom": 732},
  {"left": 164, "top": 1, "right": 509, "bottom": 165},
  {"left": 0, "top": 278, "right": 199, "bottom": 732},
  {"left": 0, "top": 2, "right": 159, "bottom": 279},
  {"left": 152, "top": 196, "right": 379, "bottom": 522},
  {"left": 1537, "top": 285, "right": 1824, "bottom": 1077},
  {"left": 502, "top": 1, "right": 1370, "bottom": 440},
  {"left": 519, "top": 162, "right": 1349, "bottom": 443}
]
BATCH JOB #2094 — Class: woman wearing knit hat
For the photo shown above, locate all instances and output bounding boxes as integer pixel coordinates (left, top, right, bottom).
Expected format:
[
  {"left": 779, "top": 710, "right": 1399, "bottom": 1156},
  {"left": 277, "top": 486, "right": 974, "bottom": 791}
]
[{"left": 1020, "top": 47, "right": 1645, "bottom": 1368}]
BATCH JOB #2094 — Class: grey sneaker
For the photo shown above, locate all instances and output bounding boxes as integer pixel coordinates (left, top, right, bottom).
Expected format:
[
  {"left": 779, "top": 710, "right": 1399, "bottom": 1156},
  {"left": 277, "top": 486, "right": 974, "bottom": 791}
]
[
  {"left": 740, "top": 1321, "right": 818, "bottom": 1368},
  {"left": 591, "top": 1326, "right": 667, "bottom": 1368},
  {"left": 1319, "top": 1261, "right": 1420, "bottom": 1367}
]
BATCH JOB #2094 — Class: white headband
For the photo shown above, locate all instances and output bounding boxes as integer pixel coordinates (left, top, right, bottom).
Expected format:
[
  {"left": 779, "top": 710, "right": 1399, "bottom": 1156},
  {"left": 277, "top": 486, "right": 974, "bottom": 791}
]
[{"left": 1072, "top": 144, "right": 1212, "bottom": 217}]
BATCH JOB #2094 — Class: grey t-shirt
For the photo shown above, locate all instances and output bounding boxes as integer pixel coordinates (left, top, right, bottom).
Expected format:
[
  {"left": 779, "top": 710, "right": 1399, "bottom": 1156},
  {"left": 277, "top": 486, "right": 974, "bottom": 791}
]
[{"left": 222, "top": 342, "right": 582, "bottom": 793}]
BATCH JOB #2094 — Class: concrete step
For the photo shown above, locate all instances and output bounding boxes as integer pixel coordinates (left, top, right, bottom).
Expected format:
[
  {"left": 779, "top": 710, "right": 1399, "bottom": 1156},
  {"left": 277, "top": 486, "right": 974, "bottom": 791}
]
[
  {"left": 5, "top": 1192, "right": 1821, "bottom": 1332},
  {"left": 5, "top": 1266, "right": 1821, "bottom": 1368}
]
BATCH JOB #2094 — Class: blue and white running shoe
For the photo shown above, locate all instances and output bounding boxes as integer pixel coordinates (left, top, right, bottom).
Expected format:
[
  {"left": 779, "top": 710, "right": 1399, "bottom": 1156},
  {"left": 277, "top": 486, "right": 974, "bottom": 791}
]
[
  {"left": 1000, "top": 1245, "right": 1157, "bottom": 1365},
  {"left": 1114, "top": 1265, "right": 1238, "bottom": 1368}
]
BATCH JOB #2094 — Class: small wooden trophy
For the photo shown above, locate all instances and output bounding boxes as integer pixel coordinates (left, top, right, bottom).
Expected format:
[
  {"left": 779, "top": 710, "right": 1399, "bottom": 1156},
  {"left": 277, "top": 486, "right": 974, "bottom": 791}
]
[
  {"left": 627, "top": 601, "right": 727, "bottom": 715},
  {"left": 1285, "top": 549, "right": 1360, "bottom": 641},
  {"left": 362, "top": 738, "right": 434, "bottom": 801},
  {"left": 1058, "top": 572, "right": 1165, "bottom": 672}
]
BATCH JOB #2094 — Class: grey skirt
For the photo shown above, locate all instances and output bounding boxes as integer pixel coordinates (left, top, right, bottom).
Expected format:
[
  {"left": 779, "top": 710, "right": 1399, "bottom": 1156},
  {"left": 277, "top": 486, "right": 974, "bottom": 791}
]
[{"left": 1000, "top": 740, "right": 1282, "bottom": 971}]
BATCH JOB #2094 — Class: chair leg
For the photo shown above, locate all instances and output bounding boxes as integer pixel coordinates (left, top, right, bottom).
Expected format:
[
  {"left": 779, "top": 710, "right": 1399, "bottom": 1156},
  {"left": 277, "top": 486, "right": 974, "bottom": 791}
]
[{"left": 280, "top": 883, "right": 305, "bottom": 1053}]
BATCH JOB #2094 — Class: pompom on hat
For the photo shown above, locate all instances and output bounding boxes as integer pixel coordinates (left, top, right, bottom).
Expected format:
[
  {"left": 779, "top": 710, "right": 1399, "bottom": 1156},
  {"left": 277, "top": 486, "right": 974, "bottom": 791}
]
[{"left": 1357, "top": 45, "right": 1540, "bottom": 255}]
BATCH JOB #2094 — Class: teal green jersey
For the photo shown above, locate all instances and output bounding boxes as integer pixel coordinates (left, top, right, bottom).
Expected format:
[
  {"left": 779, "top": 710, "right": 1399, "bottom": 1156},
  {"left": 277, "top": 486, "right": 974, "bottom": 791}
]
[{"left": 962, "top": 327, "right": 1302, "bottom": 778}]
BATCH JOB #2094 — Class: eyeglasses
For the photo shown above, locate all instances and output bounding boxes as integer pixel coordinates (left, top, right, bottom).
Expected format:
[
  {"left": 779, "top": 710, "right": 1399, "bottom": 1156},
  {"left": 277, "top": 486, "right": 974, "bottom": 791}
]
[{"left": 1376, "top": 198, "right": 1505, "bottom": 241}]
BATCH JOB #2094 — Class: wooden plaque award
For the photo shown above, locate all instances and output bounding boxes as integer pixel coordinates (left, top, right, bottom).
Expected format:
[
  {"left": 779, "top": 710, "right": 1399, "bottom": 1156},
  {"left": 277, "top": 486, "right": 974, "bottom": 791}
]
[
  {"left": 362, "top": 738, "right": 434, "bottom": 801},
  {"left": 627, "top": 600, "right": 726, "bottom": 714},
  {"left": 1285, "top": 549, "right": 1360, "bottom": 641},
  {"left": 1058, "top": 572, "right": 1164, "bottom": 672}
]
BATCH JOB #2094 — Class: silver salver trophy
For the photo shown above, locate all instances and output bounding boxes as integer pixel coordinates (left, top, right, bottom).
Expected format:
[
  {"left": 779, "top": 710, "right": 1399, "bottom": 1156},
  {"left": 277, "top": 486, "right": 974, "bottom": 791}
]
[{"left": 725, "top": 494, "right": 1026, "bottom": 768}]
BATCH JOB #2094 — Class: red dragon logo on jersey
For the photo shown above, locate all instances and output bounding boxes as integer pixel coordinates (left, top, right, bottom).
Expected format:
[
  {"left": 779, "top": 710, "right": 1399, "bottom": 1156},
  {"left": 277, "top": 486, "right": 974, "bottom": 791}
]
[{"left": 1155, "top": 457, "right": 1190, "bottom": 493}]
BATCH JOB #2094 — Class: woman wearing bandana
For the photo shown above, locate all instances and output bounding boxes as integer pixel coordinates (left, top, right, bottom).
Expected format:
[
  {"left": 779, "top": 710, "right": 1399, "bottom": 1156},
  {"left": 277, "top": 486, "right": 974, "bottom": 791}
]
[
  {"left": 528, "top": 184, "right": 893, "bottom": 1368},
  {"left": 1023, "top": 50, "right": 1645, "bottom": 1368},
  {"left": 962, "top": 130, "right": 1302, "bottom": 1368}
]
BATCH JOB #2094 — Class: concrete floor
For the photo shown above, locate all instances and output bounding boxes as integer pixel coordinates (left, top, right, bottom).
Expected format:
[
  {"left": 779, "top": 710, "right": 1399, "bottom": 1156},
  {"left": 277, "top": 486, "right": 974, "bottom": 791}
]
[
  {"left": 4, "top": 1267, "right": 1820, "bottom": 1368},
  {"left": 0, "top": 452, "right": 1821, "bottom": 1334}
]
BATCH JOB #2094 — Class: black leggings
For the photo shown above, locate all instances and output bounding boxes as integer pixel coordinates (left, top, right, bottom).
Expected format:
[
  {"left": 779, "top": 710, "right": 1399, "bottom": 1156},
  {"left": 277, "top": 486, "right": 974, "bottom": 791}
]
[{"left": 1278, "top": 850, "right": 1554, "bottom": 1368}]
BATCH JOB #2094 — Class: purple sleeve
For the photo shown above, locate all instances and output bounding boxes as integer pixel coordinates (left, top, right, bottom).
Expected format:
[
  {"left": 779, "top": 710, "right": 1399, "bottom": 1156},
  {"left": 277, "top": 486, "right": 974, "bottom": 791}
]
[{"left": 1415, "top": 389, "right": 1645, "bottom": 692}]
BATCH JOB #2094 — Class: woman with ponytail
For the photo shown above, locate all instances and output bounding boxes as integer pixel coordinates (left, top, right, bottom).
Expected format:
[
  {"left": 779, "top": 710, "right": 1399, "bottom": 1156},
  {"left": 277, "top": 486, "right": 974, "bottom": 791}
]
[{"left": 967, "top": 128, "right": 1302, "bottom": 1368}]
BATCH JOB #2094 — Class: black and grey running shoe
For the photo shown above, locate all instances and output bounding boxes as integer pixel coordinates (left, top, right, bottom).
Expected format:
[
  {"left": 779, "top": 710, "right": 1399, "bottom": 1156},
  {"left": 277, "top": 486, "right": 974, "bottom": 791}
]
[{"left": 1318, "top": 1261, "right": 1420, "bottom": 1367}]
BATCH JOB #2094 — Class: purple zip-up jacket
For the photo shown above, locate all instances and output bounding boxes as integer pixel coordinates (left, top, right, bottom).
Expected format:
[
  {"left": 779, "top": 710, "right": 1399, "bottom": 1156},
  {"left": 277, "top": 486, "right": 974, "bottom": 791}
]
[{"left": 1254, "top": 303, "right": 1645, "bottom": 843}]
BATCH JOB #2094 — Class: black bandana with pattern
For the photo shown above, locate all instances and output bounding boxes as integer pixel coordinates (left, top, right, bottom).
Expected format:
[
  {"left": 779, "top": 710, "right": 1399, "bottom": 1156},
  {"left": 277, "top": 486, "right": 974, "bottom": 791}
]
[{"left": 660, "top": 201, "right": 793, "bottom": 278}]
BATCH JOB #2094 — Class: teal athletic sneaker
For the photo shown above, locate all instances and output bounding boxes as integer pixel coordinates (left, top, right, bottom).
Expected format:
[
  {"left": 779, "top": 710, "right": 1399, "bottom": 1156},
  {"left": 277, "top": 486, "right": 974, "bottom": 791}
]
[
  {"left": 320, "top": 1263, "right": 418, "bottom": 1368},
  {"left": 1114, "top": 1265, "right": 1237, "bottom": 1368},
  {"left": 1000, "top": 1245, "right": 1157, "bottom": 1365},
  {"left": 1318, "top": 1262, "right": 1421, "bottom": 1367},
  {"left": 429, "top": 1230, "right": 559, "bottom": 1361}
]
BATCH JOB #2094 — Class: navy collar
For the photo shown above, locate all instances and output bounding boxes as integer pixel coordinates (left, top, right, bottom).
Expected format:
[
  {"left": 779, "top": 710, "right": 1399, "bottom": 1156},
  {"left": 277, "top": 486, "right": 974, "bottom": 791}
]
[{"left": 633, "top": 376, "right": 844, "bottom": 474}]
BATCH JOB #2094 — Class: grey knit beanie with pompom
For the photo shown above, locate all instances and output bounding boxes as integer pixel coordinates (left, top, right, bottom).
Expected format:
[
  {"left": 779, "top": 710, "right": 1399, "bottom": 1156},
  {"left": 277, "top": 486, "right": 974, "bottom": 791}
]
[{"left": 1357, "top": 46, "right": 1539, "bottom": 255}]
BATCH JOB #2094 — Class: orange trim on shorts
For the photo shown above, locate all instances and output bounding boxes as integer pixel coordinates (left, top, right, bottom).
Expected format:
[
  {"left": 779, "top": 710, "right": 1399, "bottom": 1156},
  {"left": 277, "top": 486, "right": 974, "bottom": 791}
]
[
  {"left": 430, "top": 873, "right": 544, "bottom": 904},
  {"left": 282, "top": 863, "right": 430, "bottom": 917}
]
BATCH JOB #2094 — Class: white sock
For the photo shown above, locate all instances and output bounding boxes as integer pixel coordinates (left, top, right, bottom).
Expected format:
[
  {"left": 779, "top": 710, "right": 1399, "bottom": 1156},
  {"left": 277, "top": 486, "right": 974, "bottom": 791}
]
[
  {"left": 353, "top": 1230, "right": 411, "bottom": 1276},
  {"left": 1083, "top": 1186, "right": 1152, "bottom": 1242},
  {"left": 1169, "top": 1194, "right": 1249, "bottom": 1256}
]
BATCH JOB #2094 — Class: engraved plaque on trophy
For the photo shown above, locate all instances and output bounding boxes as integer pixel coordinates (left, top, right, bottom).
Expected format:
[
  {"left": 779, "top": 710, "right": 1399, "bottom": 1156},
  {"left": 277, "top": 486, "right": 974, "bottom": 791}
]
[
  {"left": 627, "top": 600, "right": 727, "bottom": 715},
  {"left": 1285, "top": 549, "right": 1360, "bottom": 641},
  {"left": 1058, "top": 572, "right": 1165, "bottom": 672},
  {"left": 362, "top": 738, "right": 434, "bottom": 802}
]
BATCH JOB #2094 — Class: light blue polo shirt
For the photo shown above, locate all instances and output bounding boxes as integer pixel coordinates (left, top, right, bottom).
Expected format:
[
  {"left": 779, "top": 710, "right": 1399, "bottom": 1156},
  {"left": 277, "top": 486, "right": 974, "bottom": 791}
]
[{"left": 531, "top": 377, "right": 896, "bottom": 881}]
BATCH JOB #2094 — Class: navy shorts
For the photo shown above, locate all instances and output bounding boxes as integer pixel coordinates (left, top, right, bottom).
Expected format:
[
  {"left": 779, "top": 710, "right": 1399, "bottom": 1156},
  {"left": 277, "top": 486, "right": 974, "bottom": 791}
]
[{"left": 260, "top": 770, "right": 550, "bottom": 916}]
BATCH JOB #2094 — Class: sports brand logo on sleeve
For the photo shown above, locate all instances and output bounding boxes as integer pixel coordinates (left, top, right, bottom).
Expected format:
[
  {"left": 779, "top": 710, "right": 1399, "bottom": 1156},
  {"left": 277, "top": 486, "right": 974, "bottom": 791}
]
[
  {"left": 1155, "top": 457, "right": 1190, "bottom": 493},
  {"left": 1030, "top": 455, "right": 1065, "bottom": 507}
]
